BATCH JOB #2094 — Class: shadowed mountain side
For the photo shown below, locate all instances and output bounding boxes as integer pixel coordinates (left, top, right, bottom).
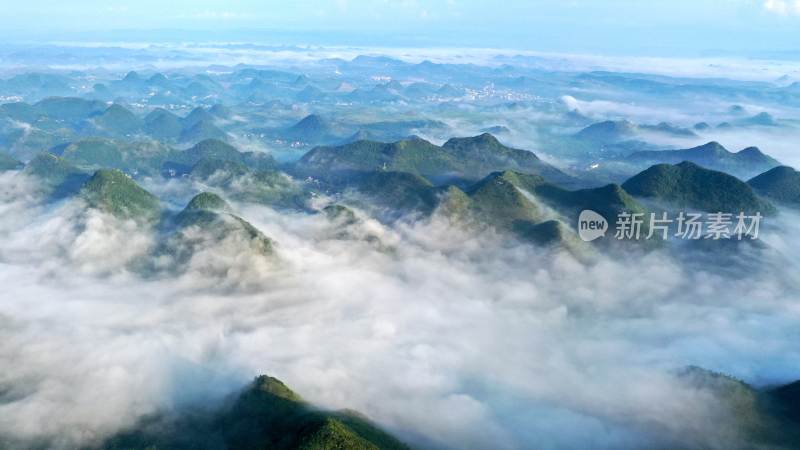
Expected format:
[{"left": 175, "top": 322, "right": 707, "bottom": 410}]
[
  {"left": 149, "top": 192, "right": 277, "bottom": 278},
  {"left": 102, "top": 375, "right": 410, "bottom": 450},
  {"left": 188, "top": 158, "right": 306, "bottom": 209},
  {"left": 622, "top": 162, "right": 775, "bottom": 215},
  {"left": 162, "top": 139, "right": 277, "bottom": 176},
  {"left": 462, "top": 171, "right": 645, "bottom": 227},
  {"left": 748, "top": 166, "right": 800, "bottom": 208},
  {"left": 21, "top": 152, "right": 90, "bottom": 199},
  {"left": 677, "top": 367, "right": 800, "bottom": 449},
  {"left": 54, "top": 137, "right": 178, "bottom": 176},
  {"left": 171, "top": 192, "right": 274, "bottom": 256}
]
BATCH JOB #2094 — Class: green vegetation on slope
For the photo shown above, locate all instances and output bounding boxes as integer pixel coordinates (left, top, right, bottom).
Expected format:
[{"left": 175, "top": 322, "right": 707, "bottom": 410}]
[
  {"left": 622, "top": 162, "right": 774, "bottom": 214},
  {"left": 103, "top": 375, "right": 410, "bottom": 450},
  {"left": 22, "top": 152, "right": 89, "bottom": 197},
  {"left": 58, "top": 137, "right": 179, "bottom": 176},
  {"left": 171, "top": 139, "right": 276, "bottom": 171},
  {"left": 677, "top": 366, "right": 800, "bottom": 448},
  {"left": 348, "top": 171, "right": 438, "bottom": 215},
  {"left": 144, "top": 108, "right": 183, "bottom": 141},
  {"left": 465, "top": 171, "right": 545, "bottom": 227},
  {"left": 179, "top": 120, "right": 228, "bottom": 144},
  {"left": 189, "top": 158, "right": 302, "bottom": 209},
  {"left": 92, "top": 104, "right": 143, "bottom": 135},
  {"left": 323, "top": 204, "right": 358, "bottom": 225},
  {"left": 61, "top": 137, "right": 124, "bottom": 168},
  {"left": 170, "top": 192, "right": 275, "bottom": 261},
  {"left": 80, "top": 169, "right": 160, "bottom": 222},
  {"left": 748, "top": 166, "right": 800, "bottom": 207},
  {"left": 464, "top": 170, "right": 644, "bottom": 230},
  {"left": 434, "top": 170, "right": 645, "bottom": 247},
  {"left": 184, "top": 191, "right": 232, "bottom": 213},
  {"left": 297, "top": 134, "right": 575, "bottom": 184}
]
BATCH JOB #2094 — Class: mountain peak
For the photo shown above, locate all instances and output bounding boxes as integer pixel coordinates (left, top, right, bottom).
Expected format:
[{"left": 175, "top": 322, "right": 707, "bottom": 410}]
[
  {"left": 208, "top": 103, "right": 231, "bottom": 118},
  {"left": 675, "top": 160, "right": 701, "bottom": 169},
  {"left": 188, "top": 139, "right": 239, "bottom": 156},
  {"left": 184, "top": 106, "right": 213, "bottom": 123},
  {"left": 296, "top": 113, "right": 325, "bottom": 127},
  {"left": 623, "top": 162, "right": 773, "bottom": 214},
  {"left": 147, "top": 73, "right": 168, "bottom": 84},
  {"left": 475, "top": 132, "right": 501, "bottom": 144},
  {"left": 104, "top": 103, "right": 130, "bottom": 113},
  {"left": 736, "top": 146, "right": 768, "bottom": 161},
  {"left": 23, "top": 153, "right": 84, "bottom": 192},
  {"left": 122, "top": 71, "right": 141, "bottom": 82},
  {"left": 251, "top": 375, "right": 303, "bottom": 402},
  {"left": 748, "top": 165, "right": 800, "bottom": 206},
  {"left": 443, "top": 133, "right": 501, "bottom": 149},
  {"left": 576, "top": 120, "right": 637, "bottom": 141},
  {"left": 693, "top": 141, "right": 727, "bottom": 154},
  {"left": 287, "top": 114, "right": 331, "bottom": 138},
  {"left": 753, "top": 165, "right": 797, "bottom": 179},
  {"left": 81, "top": 169, "right": 160, "bottom": 221},
  {"left": 184, "top": 192, "right": 231, "bottom": 214}
]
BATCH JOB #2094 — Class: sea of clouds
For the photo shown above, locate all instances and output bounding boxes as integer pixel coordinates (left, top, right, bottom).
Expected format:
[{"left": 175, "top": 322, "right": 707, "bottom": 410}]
[{"left": 1, "top": 170, "right": 799, "bottom": 450}]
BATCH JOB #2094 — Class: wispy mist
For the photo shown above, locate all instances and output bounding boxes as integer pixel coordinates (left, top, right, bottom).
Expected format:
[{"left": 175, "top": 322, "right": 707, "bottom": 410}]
[{"left": 1, "top": 172, "right": 799, "bottom": 449}]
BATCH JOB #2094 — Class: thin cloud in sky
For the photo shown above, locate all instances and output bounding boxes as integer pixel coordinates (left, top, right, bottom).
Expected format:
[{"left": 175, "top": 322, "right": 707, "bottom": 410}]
[
  {"left": 764, "top": 0, "right": 800, "bottom": 14},
  {"left": 188, "top": 10, "right": 248, "bottom": 20}
]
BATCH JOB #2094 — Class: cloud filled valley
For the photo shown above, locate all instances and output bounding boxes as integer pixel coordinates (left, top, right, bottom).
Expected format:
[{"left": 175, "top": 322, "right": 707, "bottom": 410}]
[
  {"left": 1, "top": 41, "right": 800, "bottom": 450},
  {"left": 1, "top": 168, "right": 800, "bottom": 449}
]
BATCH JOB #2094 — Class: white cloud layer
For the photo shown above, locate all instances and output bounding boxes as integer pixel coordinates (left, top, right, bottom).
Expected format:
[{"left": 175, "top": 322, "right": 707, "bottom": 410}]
[
  {"left": 764, "top": 0, "right": 800, "bottom": 14},
  {"left": 0, "top": 172, "right": 799, "bottom": 449}
]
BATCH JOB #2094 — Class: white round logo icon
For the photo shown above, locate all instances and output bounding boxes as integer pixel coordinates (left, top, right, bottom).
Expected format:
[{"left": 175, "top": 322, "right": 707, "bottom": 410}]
[{"left": 578, "top": 210, "right": 608, "bottom": 242}]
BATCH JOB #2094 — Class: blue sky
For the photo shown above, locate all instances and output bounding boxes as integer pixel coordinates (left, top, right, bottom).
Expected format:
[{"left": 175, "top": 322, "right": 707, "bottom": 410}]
[{"left": 2, "top": 0, "right": 799, "bottom": 56}]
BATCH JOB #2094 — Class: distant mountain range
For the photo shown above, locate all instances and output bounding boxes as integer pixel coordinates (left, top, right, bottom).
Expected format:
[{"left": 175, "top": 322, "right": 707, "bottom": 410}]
[
  {"left": 576, "top": 120, "right": 697, "bottom": 143},
  {"left": 9, "top": 130, "right": 798, "bottom": 252},
  {"left": 626, "top": 141, "right": 780, "bottom": 180},
  {"left": 295, "top": 133, "right": 577, "bottom": 186}
]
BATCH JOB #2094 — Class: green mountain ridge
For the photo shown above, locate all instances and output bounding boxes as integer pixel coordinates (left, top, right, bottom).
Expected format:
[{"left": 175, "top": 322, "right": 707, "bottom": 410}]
[
  {"left": 144, "top": 108, "right": 183, "bottom": 141},
  {"left": 56, "top": 137, "right": 177, "bottom": 176},
  {"left": 180, "top": 119, "right": 228, "bottom": 144},
  {"left": 622, "top": 162, "right": 775, "bottom": 214},
  {"left": 437, "top": 170, "right": 645, "bottom": 247},
  {"left": 188, "top": 158, "right": 302, "bottom": 209},
  {"left": 80, "top": 169, "right": 161, "bottom": 222},
  {"left": 104, "top": 375, "right": 409, "bottom": 450},
  {"left": 21, "top": 152, "right": 89, "bottom": 197},
  {"left": 677, "top": 366, "right": 800, "bottom": 448},
  {"left": 284, "top": 114, "right": 334, "bottom": 142},
  {"left": 627, "top": 141, "right": 780, "bottom": 179},
  {"left": 92, "top": 104, "right": 143, "bottom": 135},
  {"left": 183, "top": 191, "right": 232, "bottom": 213},
  {"left": 169, "top": 192, "right": 275, "bottom": 261},
  {"left": 163, "top": 139, "right": 277, "bottom": 178},
  {"left": 748, "top": 166, "right": 800, "bottom": 207},
  {"left": 296, "top": 133, "right": 576, "bottom": 185}
]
